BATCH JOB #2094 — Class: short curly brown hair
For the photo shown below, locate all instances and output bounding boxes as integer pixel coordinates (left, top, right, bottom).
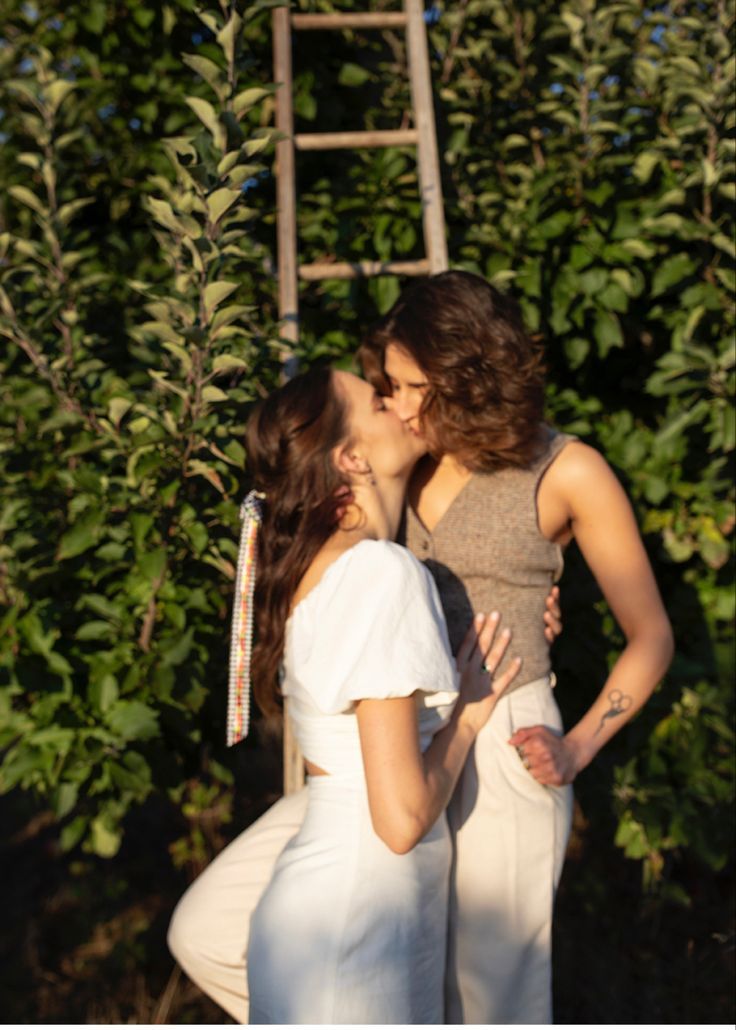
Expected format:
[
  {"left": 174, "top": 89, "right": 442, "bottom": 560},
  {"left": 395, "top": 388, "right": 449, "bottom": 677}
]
[{"left": 358, "top": 270, "right": 547, "bottom": 472}]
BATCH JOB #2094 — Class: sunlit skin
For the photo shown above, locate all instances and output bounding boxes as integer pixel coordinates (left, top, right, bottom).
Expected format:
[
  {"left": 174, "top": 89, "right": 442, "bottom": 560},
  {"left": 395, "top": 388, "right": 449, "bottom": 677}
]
[
  {"left": 383, "top": 343, "right": 674, "bottom": 787},
  {"left": 289, "top": 371, "right": 523, "bottom": 853}
]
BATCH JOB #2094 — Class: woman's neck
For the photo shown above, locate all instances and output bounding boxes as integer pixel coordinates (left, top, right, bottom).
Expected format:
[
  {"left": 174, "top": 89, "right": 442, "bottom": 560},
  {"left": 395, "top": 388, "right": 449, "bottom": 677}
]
[
  {"left": 435, "top": 452, "right": 473, "bottom": 477},
  {"left": 335, "top": 471, "right": 409, "bottom": 547}
]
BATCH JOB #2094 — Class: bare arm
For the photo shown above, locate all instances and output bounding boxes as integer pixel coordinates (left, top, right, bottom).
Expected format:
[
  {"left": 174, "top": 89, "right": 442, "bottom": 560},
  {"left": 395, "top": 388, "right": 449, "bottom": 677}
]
[
  {"left": 510, "top": 443, "right": 674, "bottom": 785},
  {"left": 357, "top": 614, "right": 522, "bottom": 853}
]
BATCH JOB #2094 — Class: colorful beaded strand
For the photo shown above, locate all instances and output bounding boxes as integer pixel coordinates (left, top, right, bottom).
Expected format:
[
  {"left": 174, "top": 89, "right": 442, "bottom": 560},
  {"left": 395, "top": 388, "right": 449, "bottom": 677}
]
[{"left": 227, "top": 491, "right": 264, "bottom": 747}]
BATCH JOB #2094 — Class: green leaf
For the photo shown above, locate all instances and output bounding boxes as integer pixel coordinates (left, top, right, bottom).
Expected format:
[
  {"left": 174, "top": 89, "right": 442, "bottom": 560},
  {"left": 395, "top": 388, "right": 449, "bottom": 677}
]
[
  {"left": 53, "top": 781, "right": 79, "bottom": 819},
  {"left": 536, "top": 210, "right": 574, "bottom": 240},
  {"left": 598, "top": 283, "right": 628, "bottom": 314},
  {"left": 161, "top": 627, "right": 195, "bottom": 666},
  {"left": 109, "top": 752, "right": 152, "bottom": 795},
  {"left": 60, "top": 815, "right": 88, "bottom": 852},
  {"left": 185, "top": 96, "right": 225, "bottom": 150},
  {"left": 621, "top": 239, "right": 656, "bottom": 260},
  {"left": 130, "top": 513, "right": 155, "bottom": 552},
  {"left": 217, "top": 10, "right": 243, "bottom": 68},
  {"left": 338, "top": 63, "right": 370, "bottom": 87},
  {"left": 212, "top": 354, "right": 248, "bottom": 373},
  {"left": 76, "top": 620, "right": 115, "bottom": 641},
  {"left": 184, "top": 521, "right": 209, "bottom": 556},
  {"left": 564, "top": 337, "right": 589, "bottom": 369},
  {"left": 132, "top": 6, "right": 155, "bottom": 28},
  {"left": 81, "top": 1, "right": 107, "bottom": 34},
  {"left": 579, "top": 268, "right": 608, "bottom": 295},
  {"left": 9, "top": 185, "right": 47, "bottom": 217},
  {"left": 655, "top": 399, "right": 710, "bottom": 444},
  {"left": 108, "top": 397, "right": 132, "bottom": 427},
  {"left": 244, "top": 136, "right": 272, "bottom": 157},
  {"left": 139, "top": 547, "right": 167, "bottom": 584},
  {"left": 651, "top": 254, "right": 696, "bottom": 297},
  {"left": 207, "top": 187, "right": 241, "bottom": 224},
  {"left": 43, "top": 80, "right": 76, "bottom": 114},
  {"left": 211, "top": 304, "right": 253, "bottom": 331},
  {"left": 57, "top": 198, "right": 95, "bottom": 227},
  {"left": 57, "top": 509, "right": 106, "bottom": 561},
  {"left": 145, "top": 197, "right": 198, "bottom": 236},
  {"left": 561, "top": 11, "right": 584, "bottom": 36},
  {"left": 233, "top": 87, "right": 269, "bottom": 117},
  {"left": 202, "top": 385, "right": 229, "bottom": 403},
  {"left": 90, "top": 814, "right": 122, "bottom": 858},
  {"left": 593, "top": 311, "right": 624, "bottom": 356},
  {"left": 106, "top": 700, "right": 160, "bottom": 742},
  {"left": 633, "top": 151, "right": 661, "bottom": 184},
  {"left": 204, "top": 280, "right": 239, "bottom": 313},
  {"left": 89, "top": 674, "right": 119, "bottom": 713},
  {"left": 182, "top": 54, "right": 226, "bottom": 98}
]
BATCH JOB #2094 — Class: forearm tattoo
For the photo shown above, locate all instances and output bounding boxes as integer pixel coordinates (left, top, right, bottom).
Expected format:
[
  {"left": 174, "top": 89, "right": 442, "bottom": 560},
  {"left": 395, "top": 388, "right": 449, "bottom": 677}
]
[{"left": 595, "top": 688, "right": 632, "bottom": 735}]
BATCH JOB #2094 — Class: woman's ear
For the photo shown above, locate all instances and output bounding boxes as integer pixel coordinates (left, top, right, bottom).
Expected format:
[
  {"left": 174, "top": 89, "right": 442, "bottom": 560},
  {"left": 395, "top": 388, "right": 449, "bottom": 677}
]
[{"left": 334, "top": 443, "right": 372, "bottom": 478}]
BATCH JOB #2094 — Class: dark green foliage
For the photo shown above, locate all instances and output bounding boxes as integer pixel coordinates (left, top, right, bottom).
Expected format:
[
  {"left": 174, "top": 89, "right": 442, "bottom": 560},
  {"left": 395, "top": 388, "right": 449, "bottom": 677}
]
[{"left": 0, "top": 0, "right": 733, "bottom": 903}]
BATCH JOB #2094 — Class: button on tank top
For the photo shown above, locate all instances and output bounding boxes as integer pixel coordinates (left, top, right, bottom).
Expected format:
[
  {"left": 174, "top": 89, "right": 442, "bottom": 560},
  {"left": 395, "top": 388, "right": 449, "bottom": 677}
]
[{"left": 404, "top": 427, "right": 573, "bottom": 690}]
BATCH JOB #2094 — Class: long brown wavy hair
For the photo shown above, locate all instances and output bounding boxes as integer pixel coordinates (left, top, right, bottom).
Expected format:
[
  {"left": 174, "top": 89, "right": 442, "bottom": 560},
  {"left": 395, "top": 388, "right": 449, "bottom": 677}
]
[
  {"left": 246, "top": 367, "right": 351, "bottom": 722},
  {"left": 358, "top": 270, "right": 547, "bottom": 472}
]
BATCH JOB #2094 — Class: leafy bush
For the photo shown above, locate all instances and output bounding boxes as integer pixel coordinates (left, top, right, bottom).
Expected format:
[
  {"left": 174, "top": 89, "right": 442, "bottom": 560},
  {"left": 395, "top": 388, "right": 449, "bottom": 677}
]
[{"left": 1, "top": 0, "right": 733, "bottom": 893}]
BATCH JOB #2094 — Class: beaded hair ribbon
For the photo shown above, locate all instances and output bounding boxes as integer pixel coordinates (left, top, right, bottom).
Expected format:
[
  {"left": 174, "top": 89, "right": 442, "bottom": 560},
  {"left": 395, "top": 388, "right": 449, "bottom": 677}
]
[{"left": 227, "top": 489, "right": 266, "bottom": 747}]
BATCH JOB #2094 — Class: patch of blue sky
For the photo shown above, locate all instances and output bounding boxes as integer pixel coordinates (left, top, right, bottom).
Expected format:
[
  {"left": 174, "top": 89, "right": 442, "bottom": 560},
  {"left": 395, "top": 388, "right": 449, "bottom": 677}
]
[{"left": 240, "top": 169, "right": 270, "bottom": 193}]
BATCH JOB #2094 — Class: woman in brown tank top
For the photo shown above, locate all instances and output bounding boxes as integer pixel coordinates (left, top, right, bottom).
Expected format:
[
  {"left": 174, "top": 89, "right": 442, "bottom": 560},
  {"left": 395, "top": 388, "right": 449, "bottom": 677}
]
[{"left": 359, "top": 270, "right": 674, "bottom": 1025}]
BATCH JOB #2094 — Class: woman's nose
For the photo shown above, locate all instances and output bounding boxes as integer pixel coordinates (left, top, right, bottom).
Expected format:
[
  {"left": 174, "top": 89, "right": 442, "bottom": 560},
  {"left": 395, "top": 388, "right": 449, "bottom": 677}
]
[{"left": 388, "top": 392, "right": 412, "bottom": 422}]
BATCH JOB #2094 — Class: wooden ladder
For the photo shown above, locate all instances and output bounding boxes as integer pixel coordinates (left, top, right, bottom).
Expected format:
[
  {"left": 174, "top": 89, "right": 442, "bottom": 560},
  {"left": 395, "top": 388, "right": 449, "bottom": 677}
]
[{"left": 272, "top": 2, "right": 449, "bottom": 794}]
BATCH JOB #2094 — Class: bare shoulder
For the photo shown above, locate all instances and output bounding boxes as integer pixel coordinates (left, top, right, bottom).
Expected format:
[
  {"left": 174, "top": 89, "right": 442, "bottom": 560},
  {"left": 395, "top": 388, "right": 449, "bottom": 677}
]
[
  {"left": 538, "top": 440, "right": 631, "bottom": 542},
  {"left": 548, "top": 439, "right": 616, "bottom": 487}
]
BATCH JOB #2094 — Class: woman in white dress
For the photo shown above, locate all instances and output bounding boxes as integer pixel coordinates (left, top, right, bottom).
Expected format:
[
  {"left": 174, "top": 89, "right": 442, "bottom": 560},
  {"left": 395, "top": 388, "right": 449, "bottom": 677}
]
[{"left": 240, "top": 366, "right": 521, "bottom": 1024}]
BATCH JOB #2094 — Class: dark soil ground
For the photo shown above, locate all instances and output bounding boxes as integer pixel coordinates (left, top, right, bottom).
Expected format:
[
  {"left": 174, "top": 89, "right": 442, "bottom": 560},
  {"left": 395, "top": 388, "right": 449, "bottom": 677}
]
[{"left": 1, "top": 770, "right": 734, "bottom": 1025}]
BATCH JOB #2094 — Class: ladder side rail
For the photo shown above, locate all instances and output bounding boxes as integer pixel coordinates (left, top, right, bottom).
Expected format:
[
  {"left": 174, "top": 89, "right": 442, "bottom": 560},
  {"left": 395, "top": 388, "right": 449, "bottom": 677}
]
[
  {"left": 273, "top": 5, "right": 299, "bottom": 350},
  {"left": 405, "top": 0, "right": 449, "bottom": 273},
  {"left": 272, "top": 5, "right": 304, "bottom": 794}
]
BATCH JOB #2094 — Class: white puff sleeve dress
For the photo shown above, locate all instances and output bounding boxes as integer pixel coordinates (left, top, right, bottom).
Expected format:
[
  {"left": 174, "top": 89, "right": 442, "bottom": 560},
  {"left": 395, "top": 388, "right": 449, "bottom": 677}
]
[{"left": 247, "top": 540, "right": 459, "bottom": 1025}]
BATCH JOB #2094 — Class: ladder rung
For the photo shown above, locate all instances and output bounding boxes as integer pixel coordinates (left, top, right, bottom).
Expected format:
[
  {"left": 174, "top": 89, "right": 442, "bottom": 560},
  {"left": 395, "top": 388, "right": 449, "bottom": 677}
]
[
  {"left": 291, "top": 13, "right": 408, "bottom": 31},
  {"left": 299, "top": 259, "right": 431, "bottom": 281},
  {"left": 295, "top": 129, "right": 418, "bottom": 151}
]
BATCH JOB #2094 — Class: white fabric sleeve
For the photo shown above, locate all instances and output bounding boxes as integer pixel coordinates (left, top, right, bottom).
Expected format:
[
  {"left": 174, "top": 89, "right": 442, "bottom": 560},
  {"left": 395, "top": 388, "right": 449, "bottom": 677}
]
[{"left": 299, "top": 540, "right": 458, "bottom": 715}]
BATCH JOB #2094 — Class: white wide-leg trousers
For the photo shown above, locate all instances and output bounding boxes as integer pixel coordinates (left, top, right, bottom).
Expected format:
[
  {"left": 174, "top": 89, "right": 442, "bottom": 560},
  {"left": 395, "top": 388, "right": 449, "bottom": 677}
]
[{"left": 168, "top": 677, "right": 572, "bottom": 1024}]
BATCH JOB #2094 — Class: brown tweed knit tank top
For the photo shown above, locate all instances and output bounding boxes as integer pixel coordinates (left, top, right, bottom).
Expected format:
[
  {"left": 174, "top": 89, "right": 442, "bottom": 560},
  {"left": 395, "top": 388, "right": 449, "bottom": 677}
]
[{"left": 404, "top": 427, "right": 574, "bottom": 690}]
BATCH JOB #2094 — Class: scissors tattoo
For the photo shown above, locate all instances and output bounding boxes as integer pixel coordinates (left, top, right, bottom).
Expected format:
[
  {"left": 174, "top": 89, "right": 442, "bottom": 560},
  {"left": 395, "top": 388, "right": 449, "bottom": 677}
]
[{"left": 595, "top": 688, "right": 632, "bottom": 735}]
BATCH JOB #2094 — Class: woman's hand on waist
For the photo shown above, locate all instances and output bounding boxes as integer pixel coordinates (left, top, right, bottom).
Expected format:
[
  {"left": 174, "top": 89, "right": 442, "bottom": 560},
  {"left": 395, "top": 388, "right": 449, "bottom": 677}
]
[
  {"left": 455, "top": 612, "right": 522, "bottom": 736},
  {"left": 507, "top": 725, "right": 584, "bottom": 785}
]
